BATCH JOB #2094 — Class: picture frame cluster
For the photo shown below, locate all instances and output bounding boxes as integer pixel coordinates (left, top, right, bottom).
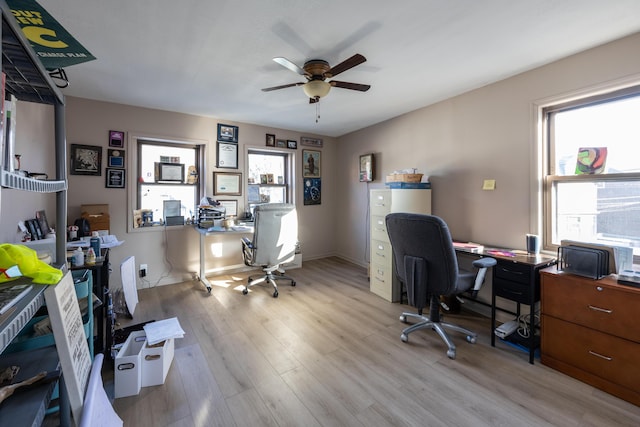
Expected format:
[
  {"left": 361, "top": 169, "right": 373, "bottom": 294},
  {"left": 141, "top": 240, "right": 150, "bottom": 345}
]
[
  {"left": 265, "top": 133, "right": 297, "bottom": 149},
  {"left": 106, "top": 130, "right": 126, "bottom": 188},
  {"left": 217, "top": 123, "right": 239, "bottom": 169}
]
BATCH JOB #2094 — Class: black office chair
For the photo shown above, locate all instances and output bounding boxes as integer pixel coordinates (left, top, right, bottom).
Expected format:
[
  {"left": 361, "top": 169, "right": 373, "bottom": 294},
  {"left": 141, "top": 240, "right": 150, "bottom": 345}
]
[
  {"left": 241, "top": 203, "right": 298, "bottom": 297},
  {"left": 386, "top": 213, "right": 496, "bottom": 359}
]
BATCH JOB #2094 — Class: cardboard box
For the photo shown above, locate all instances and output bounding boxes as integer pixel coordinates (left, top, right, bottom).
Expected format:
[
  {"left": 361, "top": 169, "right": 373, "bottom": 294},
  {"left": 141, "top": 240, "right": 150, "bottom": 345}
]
[
  {"left": 142, "top": 338, "right": 175, "bottom": 387},
  {"left": 81, "top": 204, "right": 110, "bottom": 233},
  {"left": 114, "top": 330, "right": 145, "bottom": 398}
]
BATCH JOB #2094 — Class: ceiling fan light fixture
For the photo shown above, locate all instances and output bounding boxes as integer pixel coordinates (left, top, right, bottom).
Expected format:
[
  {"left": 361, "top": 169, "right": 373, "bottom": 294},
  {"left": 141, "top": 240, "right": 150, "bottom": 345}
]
[{"left": 303, "top": 80, "right": 331, "bottom": 99}]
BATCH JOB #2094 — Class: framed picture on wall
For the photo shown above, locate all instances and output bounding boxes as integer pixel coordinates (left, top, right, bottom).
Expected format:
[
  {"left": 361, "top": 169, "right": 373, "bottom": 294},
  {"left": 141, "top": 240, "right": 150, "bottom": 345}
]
[
  {"left": 287, "top": 140, "right": 297, "bottom": 149},
  {"left": 213, "top": 172, "right": 242, "bottom": 195},
  {"left": 105, "top": 168, "right": 125, "bottom": 188},
  {"left": 217, "top": 200, "right": 238, "bottom": 217},
  {"left": 107, "top": 149, "right": 125, "bottom": 168},
  {"left": 302, "top": 149, "right": 321, "bottom": 178},
  {"left": 359, "top": 153, "right": 374, "bottom": 182},
  {"left": 266, "top": 133, "right": 275, "bottom": 146},
  {"left": 216, "top": 141, "right": 238, "bottom": 169},
  {"left": 109, "top": 130, "right": 125, "bottom": 148},
  {"left": 217, "top": 123, "right": 238, "bottom": 143},
  {"left": 70, "top": 144, "right": 102, "bottom": 176}
]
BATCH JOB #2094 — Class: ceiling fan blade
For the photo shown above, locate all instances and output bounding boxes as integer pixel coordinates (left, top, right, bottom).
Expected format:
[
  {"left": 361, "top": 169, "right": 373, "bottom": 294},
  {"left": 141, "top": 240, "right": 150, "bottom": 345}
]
[
  {"left": 330, "top": 80, "right": 371, "bottom": 92},
  {"left": 273, "top": 57, "right": 308, "bottom": 76},
  {"left": 262, "top": 82, "right": 304, "bottom": 92},
  {"left": 326, "top": 54, "right": 366, "bottom": 78}
]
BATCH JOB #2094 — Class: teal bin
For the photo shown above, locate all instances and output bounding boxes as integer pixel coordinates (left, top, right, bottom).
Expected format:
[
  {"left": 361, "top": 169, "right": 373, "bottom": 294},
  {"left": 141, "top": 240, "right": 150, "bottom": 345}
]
[{"left": 5, "top": 269, "right": 94, "bottom": 358}]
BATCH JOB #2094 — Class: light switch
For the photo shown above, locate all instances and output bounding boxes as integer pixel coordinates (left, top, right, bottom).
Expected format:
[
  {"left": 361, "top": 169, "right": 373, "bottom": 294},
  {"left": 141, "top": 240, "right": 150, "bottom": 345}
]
[{"left": 482, "top": 179, "right": 496, "bottom": 190}]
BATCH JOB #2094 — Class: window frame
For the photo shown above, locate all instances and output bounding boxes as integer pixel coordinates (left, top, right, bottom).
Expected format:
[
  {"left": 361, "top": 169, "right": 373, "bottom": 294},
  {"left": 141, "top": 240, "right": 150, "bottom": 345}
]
[
  {"left": 540, "top": 82, "right": 640, "bottom": 257},
  {"left": 246, "top": 147, "right": 294, "bottom": 210},
  {"left": 127, "top": 133, "right": 206, "bottom": 233}
]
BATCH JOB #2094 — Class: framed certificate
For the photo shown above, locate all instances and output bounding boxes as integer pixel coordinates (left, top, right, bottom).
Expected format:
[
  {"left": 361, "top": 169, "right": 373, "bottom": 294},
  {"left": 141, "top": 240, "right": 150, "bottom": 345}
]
[
  {"left": 216, "top": 141, "right": 238, "bottom": 169},
  {"left": 213, "top": 172, "right": 242, "bottom": 195}
]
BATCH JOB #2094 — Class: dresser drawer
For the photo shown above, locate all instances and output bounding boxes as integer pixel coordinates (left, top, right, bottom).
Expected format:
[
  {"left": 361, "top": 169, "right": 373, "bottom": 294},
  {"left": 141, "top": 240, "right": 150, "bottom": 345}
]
[
  {"left": 371, "top": 239, "right": 392, "bottom": 266},
  {"left": 493, "top": 277, "right": 538, "bottom": 304},
  {"left": 370, "top": 215, "right": 389, "bottom": 242},
  {"left": 542, "top": 315, "right": 640, "bottom": 393},
  {"left": 494, "top": 261, "right": 531, "bottom": 285},
  {"left": 542, "top": 273, "right": 640, "bottom": 343},
  {"left": 370, "top": 190, "right": 391, "bottom": 216}
]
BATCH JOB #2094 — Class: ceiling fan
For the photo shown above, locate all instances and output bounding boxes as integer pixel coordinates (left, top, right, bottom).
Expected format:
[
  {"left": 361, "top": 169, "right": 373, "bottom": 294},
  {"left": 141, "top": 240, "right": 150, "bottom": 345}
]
[{"left": 262, "top": 53, "right": 371, "bottom": 103}]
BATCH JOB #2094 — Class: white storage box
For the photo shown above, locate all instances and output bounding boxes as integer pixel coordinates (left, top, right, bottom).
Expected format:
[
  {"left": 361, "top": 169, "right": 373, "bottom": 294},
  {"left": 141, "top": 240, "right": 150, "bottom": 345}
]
[
  {"left": 114, "top": 330, "right": 146, "bottom": 398},
  {"left": 142, "top": 337, "right": 174, "bottom": 387}
]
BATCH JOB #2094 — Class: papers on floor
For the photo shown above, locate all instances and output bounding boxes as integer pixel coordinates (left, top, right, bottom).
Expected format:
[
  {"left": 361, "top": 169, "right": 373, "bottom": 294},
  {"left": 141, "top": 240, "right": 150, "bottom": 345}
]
[{"left": 143, "top": 317, "right": 185, "bottom": 345}]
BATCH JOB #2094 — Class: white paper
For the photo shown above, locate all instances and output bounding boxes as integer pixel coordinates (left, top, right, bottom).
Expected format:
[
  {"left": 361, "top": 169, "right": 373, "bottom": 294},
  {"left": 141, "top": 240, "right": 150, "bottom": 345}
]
[
  {"left": 120, "top": 256, "right": 139, "bottom": 316},
  {"left": 143, "top": 317, "right": 185, "bottom": 345}
]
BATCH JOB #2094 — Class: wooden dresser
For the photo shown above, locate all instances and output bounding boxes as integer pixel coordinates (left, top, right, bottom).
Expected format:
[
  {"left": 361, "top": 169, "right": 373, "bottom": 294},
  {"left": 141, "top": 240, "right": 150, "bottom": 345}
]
[{"left": 540, "top": 268, "right": 640, "bottom": 406}]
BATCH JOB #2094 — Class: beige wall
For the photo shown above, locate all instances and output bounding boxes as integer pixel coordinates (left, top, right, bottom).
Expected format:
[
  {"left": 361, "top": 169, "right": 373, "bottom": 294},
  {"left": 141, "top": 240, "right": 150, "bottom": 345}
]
[
  {"left": 0, "top": 102, "right": 57, "bottom": 244},
  {"left": 63, "top": 97, "right": 338, "bottom": 288},
  {"left": 335, "top": 32, "right": 640, "bottom": 268}
]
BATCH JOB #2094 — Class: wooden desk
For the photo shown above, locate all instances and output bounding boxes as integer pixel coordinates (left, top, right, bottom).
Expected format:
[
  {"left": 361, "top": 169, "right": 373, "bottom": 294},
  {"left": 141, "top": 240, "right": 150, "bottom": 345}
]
[{"left": 194, "top": 225, "right": 253, "bottom": 293}]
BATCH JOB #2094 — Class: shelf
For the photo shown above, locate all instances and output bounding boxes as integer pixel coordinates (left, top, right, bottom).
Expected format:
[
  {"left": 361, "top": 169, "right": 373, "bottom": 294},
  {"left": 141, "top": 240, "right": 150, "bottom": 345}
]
[
  {"left": 0, "top": 279, "right": 47, "bottom": 354},
  {"left": 1, "top": 170, "right": 67, "bottom": 192}
]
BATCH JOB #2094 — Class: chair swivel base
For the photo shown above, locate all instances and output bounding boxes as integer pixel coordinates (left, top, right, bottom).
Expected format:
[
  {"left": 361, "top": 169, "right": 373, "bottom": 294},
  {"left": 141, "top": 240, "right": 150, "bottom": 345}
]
[
  {"left": 399, "top": 312, "right": 477, "bottom": 360},
  {"left": 243, "top": 271, "right": 296, "bottom": 298}
]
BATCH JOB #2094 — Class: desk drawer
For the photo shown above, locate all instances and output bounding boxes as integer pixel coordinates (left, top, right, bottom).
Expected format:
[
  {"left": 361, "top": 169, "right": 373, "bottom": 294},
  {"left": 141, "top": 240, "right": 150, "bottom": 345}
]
[
  {"left": 370, "top": 215, "right": 389, "bottom": 242},
  {"left": 494, "top": 277, "right": 538, "bottom": 304},
  {"left": 371, "top": 239, "right": 392, "bottom": 266},
  {"left": 494, "top": 261, "right": 531, "bottom": 285},
  {"left": 542, "top": 273, "right": 640, "bottom": 343},
  {"left": 542, "top": 315, "right": 640, "bottom": 394}
]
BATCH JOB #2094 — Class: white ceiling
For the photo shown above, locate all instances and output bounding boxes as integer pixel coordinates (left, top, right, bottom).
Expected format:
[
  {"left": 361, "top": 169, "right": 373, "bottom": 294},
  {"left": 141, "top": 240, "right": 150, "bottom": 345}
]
[{"left": 45, "top": 0, "right": 640, "bottom": 137}]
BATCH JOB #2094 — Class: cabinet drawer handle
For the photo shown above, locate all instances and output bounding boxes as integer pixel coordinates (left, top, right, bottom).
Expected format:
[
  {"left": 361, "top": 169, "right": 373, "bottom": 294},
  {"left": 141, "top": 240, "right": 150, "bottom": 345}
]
[
  {"left": 374, "top": 227, "right": 385, "bottom": 232},
  {"left": 374, "top": 203, "right": 386, "bottom": 207},
  {"left": 503, "top": 289, "right": 523, "bottom": 296},
  {"left": 500, "top": 268, "right": 524, "bottom": 276},
  {"left": 588, "top": 305, "right": 612, "bottom": 314},
  {"left": 375, "top": 277, "right": 385, "bottom": 283},
  {"left": 375, "top": 252, "right": 386, "bottom": 258},
  {"left": 588, "top": 350, "right": 612, "bottom": 361}
]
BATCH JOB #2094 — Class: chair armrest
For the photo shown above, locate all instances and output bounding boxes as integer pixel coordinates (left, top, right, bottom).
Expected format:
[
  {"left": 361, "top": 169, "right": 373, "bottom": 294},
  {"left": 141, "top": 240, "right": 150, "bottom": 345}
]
[
  {"left": 469, "top": 257, "right": 497, "bottom": 297},
  {"left": 241, "top": 237, "right": 253, "bottom": 248}
]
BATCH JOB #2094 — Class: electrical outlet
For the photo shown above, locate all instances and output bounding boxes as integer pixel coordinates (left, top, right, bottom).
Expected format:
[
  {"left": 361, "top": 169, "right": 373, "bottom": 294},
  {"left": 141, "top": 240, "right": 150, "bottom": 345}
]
[{"left": 140, "top": 264, "right": 148, "bottom": 278}]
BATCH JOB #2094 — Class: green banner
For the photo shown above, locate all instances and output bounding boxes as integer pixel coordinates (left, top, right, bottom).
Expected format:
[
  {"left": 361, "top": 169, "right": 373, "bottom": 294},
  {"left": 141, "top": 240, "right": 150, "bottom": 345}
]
[{"left": 6, "top": 0, "right": 95, "bottom": 69}]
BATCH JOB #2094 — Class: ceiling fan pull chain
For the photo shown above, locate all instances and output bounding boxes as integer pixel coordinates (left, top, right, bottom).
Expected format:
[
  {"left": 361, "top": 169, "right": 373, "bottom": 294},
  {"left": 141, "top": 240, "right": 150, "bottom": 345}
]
[{"left": 316, "top": 99, "right": 320, "bottom": 123}]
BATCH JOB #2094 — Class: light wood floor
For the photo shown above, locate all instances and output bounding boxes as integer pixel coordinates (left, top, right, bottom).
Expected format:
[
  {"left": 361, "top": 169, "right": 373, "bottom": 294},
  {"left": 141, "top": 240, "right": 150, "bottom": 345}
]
[{"left": 104, "top": 257, "right": 639, "bottom": 426}]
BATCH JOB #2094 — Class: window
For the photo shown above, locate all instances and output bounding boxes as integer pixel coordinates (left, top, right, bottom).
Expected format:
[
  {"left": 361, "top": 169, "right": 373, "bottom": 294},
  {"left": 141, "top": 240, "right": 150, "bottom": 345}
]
[
  {"left": 135, "top": 139, "right": 203, "bottom": 226},
  {"left": 246, "top": 149, "right": 292, "bottom": 215},
  {"left": 543, "top": 85, "right": 640, "bottom": 258}
]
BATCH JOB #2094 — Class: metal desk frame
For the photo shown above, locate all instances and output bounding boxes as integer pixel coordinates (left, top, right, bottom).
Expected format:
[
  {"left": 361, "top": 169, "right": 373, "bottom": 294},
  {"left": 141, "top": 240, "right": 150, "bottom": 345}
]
[{"left": 195, "top": 226, "right": 253, "bottom": 293}]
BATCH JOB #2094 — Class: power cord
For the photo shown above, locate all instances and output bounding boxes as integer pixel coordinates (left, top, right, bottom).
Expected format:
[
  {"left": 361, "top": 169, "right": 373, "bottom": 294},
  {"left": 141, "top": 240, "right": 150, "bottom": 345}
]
[{"left": 516, "top": 312, "right": 540, "bottom": 339}]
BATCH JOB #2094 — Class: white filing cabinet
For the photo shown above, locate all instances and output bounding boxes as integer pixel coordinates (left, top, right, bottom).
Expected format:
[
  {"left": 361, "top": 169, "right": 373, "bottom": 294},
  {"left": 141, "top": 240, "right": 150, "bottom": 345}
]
[{"left": 370, "top": 188, "right": 432, "bottom": 302}]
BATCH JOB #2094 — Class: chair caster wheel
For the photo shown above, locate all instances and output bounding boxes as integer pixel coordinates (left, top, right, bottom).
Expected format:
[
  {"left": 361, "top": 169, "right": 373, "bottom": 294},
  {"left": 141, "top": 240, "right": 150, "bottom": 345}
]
[
  {"left": 291, "top": 281, "right": 296, "bottom": 286},
  {"left": 273, "top": 290, "right": 279, "bottom": 298},
  {"left": 399, "top": 315, "right": 407, "bottom": 323},
  {"left": 466, "top": 335, "right": 477, "bottom": 344},
  {"left": 400, "top": 333, "right": 408, "bottom": 342},
  {"left": 242, "top": 289, "right": 248, "bottom": 295},
  {"left": 447, "top": 349, "right": 456, "bottom": 359}
]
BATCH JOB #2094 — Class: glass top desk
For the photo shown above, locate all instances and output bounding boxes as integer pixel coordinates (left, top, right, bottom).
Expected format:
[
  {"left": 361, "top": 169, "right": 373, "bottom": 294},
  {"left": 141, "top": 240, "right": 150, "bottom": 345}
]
[{"left": 194, "top": 224, "right": 254, "bottom": 293}]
